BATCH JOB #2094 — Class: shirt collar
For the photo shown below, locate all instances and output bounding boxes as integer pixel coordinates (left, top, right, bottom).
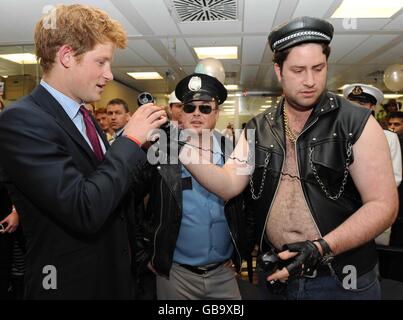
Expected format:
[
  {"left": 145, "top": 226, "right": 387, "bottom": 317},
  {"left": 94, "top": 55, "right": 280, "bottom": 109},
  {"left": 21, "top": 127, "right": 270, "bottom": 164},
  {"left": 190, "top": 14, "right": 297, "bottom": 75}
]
[
  {"left": 40, "top": 80, "right": 82, "bottom": 120},
  {"left": 113, "top": 128, "right": 124, "bottom": 138}
]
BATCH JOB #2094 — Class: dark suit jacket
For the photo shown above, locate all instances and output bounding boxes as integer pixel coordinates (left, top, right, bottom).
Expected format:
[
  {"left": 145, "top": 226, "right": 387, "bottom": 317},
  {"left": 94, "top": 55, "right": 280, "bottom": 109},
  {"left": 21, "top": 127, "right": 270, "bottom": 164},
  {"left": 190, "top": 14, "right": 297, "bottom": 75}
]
[{"left": 0, "top": 85, "right": 146, "bottom": 299}]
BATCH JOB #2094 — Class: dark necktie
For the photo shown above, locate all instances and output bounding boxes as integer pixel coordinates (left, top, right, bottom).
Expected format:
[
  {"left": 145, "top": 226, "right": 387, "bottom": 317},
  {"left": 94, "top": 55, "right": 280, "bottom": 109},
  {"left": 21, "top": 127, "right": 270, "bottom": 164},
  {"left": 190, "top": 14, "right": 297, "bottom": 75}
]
[{"left": 79, "top": 105, "right": 104, "bottom": 161}]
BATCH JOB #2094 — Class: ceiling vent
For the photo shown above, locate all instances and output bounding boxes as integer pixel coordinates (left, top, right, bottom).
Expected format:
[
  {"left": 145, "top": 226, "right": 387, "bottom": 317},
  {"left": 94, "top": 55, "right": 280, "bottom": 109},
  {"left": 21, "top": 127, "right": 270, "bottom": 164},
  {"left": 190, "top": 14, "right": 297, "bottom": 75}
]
[{"left": 171, "top": 0, "right": 238, "bottom": 22}]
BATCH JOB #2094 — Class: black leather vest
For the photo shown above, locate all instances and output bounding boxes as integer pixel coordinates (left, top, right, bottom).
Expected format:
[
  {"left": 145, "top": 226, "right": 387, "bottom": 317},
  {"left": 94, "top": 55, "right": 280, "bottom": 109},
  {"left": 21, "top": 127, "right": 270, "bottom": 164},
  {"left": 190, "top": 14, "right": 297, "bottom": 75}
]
[{"left": 244, "top": 91, "right": 377, "bottom": 278}]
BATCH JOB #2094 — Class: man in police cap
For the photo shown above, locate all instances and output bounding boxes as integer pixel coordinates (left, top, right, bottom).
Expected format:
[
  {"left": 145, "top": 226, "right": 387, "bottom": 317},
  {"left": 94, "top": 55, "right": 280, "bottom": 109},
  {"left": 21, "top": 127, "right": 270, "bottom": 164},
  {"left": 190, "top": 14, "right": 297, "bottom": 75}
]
[
  {"left": 132, "top": 73, "right": 255, "bottom": 300},
  {"left": 180, "top": 17, "right": 397, "bottom": 299}
]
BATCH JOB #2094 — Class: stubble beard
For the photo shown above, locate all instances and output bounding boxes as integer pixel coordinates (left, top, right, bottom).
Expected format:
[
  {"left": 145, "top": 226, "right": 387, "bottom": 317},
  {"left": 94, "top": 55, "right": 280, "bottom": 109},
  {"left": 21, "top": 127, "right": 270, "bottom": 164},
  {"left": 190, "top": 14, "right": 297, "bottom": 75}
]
[{"left": 285, "top": 90, "right": 325, "bottom": 112}]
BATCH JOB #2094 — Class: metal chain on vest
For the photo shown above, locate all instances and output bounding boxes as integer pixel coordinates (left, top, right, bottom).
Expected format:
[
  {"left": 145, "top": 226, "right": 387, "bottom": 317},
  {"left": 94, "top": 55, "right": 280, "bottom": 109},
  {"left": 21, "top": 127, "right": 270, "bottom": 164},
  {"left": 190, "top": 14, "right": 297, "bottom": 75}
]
[
  {"left": 309, "top": 142, "right": 353, "bottom": 201},
  {"left": 249, "top": 151, "right": 271, "bottom": 200}
]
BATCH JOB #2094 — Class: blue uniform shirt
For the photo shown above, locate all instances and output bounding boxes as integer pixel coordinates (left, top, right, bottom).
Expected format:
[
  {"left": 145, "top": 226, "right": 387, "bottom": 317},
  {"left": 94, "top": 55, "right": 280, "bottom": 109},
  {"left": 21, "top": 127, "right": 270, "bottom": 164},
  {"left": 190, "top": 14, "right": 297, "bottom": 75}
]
[{"left": 173, "top": 134, "right": 233, "bottom": 266}]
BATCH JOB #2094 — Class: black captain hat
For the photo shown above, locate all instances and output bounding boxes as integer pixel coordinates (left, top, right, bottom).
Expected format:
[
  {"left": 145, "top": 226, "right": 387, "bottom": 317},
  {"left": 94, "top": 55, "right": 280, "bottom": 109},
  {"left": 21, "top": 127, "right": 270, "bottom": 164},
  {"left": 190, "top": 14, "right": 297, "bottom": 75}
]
[
  {"left": 175, "top": 73, "right": 227, "bottom": 105},
  {"left": 268, "top": 16, "right": 334, "bottom": 52}
]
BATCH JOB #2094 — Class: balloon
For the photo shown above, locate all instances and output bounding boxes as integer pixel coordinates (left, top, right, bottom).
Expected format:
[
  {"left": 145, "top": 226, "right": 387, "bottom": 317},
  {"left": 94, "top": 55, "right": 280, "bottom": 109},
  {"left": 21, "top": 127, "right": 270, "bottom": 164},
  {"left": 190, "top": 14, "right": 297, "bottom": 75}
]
[
  {"left": 194, "top": 58, "right": 225, "bottom": 84},
  {"left": 384, "top": 64, "right": 403, "bottom": 92}
]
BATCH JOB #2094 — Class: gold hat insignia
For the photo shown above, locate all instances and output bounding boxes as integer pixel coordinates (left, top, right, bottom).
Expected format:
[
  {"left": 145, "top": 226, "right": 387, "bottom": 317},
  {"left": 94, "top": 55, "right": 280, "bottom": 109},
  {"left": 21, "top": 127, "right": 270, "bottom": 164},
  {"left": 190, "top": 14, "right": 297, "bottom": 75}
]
[{"left": 352, "top": 86, "right": 363, "bottom": 96}]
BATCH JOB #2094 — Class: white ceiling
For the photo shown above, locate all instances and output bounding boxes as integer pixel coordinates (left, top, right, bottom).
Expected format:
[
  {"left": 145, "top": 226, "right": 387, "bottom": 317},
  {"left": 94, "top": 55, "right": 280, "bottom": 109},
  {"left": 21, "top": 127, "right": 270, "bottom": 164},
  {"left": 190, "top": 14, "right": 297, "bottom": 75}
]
[{"left": 1, "top": 0, "right": 403, "bottom": 98}]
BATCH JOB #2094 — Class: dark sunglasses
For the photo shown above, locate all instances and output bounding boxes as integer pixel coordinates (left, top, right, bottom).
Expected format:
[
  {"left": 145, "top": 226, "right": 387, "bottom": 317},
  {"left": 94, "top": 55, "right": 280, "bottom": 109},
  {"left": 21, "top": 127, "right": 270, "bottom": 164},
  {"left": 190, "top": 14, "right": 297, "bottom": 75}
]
[{"left": 183, "top": 104, "right": 217, "bottom": 114}]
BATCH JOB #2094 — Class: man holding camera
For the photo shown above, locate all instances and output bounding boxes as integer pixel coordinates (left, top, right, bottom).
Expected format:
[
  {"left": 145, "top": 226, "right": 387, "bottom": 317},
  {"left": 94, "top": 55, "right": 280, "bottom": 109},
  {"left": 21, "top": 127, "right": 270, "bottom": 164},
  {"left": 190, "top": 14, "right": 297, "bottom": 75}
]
[
  {"left": 133, "top": 73, "right": 255, "bottom": 299},
  {"left": 180, "top": 17, "right": 397, "bottom": 299},
  {"left": 0, "top": 4, "right": 166, "bottom": 299}
]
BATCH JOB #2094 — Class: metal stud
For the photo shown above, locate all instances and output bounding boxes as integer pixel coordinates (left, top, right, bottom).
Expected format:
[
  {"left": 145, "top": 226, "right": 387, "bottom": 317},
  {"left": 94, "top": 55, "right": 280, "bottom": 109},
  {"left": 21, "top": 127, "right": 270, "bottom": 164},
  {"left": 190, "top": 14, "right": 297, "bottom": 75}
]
[
  {"left": 312, "top": 138, "right": 317, "bottom": 141},
  {"left": 333, "top": 133, "right": 337, "bottom": 137},
  {"left": 270, "top": 145, "right": 274, "bottom": 148}
]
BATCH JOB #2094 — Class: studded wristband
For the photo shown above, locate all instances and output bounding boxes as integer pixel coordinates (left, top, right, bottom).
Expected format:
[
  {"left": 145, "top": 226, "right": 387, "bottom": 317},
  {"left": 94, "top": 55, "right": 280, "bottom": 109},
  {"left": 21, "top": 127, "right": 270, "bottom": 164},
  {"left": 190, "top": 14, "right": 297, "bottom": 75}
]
[{"left": 314, "top": 238, "right": 334, "bottom": 265}]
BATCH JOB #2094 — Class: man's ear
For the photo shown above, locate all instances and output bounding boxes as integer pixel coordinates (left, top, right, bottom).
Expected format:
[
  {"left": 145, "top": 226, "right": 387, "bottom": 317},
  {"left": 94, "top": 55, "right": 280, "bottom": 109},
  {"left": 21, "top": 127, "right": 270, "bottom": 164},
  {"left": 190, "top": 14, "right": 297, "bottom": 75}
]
[
  {"left": 214, "top": 104, "right": 220, "bottom": 122},
  {"left": 274, "top": 63, "right": 282, "bottom": 83},
  {"left": 125, "top": 112, "right": 131, "bottom": 122},
  {"left": 58, "top": 45, "right": 75, "bottom": 68}
]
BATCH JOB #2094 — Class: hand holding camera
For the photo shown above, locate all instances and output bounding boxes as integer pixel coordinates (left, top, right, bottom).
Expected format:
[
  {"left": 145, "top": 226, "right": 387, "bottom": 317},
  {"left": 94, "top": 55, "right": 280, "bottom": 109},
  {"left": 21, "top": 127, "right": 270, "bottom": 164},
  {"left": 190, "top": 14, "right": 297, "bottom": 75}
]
[
  {"left": 123, "top": 92, "right": 167, "bottom": 145},
  {"left": 137, "top": 92, "right": 173, "bottom": 133}
]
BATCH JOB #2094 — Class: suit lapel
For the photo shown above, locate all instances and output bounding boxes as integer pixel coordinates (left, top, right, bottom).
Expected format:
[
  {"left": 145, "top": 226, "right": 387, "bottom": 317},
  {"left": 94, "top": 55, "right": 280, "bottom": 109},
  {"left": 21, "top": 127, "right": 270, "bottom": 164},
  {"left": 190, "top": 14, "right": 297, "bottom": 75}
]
[{"left": 30, "top": 85, "right": 100, "bottom": 165}]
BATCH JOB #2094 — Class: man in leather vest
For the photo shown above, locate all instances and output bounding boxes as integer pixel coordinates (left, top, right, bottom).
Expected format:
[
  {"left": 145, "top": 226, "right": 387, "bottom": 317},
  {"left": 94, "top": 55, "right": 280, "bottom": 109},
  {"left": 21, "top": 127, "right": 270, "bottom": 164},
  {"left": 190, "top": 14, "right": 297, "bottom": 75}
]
[{"left": 180, "top": 17, "right": 398, "bottom": 299}]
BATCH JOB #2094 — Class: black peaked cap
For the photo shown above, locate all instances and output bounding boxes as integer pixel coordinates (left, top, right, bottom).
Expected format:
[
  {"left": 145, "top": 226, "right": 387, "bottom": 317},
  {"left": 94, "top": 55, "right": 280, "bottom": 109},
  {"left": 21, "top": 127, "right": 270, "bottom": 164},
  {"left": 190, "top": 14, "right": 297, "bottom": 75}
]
[{"left": 269, "top": 16, "right": 334, "bottom": 52}]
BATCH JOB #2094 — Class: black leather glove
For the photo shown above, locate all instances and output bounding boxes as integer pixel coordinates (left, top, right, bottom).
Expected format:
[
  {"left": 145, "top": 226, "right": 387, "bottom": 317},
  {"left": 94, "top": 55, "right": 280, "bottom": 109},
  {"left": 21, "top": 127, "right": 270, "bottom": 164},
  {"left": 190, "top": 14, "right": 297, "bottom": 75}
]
[{"left": 282, "top": 240, "right": 321, "bottom": 278}]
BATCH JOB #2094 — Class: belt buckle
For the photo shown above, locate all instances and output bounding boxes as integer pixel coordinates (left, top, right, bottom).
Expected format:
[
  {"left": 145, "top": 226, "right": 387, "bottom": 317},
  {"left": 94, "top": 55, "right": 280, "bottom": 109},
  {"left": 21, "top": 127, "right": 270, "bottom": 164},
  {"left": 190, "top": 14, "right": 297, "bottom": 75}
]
[
  {"left": 197, "top": 266, "right": 209, "bottom": 274},
  {"left": 200, "top": 262, "right": 221, "bottom": 273}
]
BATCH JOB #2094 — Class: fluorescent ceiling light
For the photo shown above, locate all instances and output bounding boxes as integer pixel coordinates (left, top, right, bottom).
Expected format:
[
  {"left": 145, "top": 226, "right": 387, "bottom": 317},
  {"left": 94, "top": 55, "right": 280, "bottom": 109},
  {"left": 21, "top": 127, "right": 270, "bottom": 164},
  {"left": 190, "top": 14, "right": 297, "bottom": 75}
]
[
  {"left": 194, "top": 46, "right": 238, "bottom": 59},
  {"left": 384, "top": 94, "right": 403, "bottom": 99},
  {"left": 223, "top": 100, "right": 235, "bottom": 104},
  {"left": 126, "top": 72, "right": 163, "bottom": 80},
  {"left": 0, "top": 75, "right": 8, "bottom": 78},
  {"left": 331, "top": 0, "right": 403, "bottom": 18},
  {"left": 225, "top": 85, "right": 239, "bottom": 91},
  {"left": 338, "top": 84, "right": 349, "bottom": 90},
  {"left": 0, "top": 53, "right": 37, "bottom": 64}
]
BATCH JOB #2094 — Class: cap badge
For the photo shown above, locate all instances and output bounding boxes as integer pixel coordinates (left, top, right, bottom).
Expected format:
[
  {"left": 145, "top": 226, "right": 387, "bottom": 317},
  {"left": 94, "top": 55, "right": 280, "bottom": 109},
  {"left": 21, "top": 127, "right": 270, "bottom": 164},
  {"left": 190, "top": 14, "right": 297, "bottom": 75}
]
[
  {"left": 188, "top": 76, "right": 202, "bottom": 92},
  {"left": 352, "top": 86, "right": 363, "bottom": 96}
]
